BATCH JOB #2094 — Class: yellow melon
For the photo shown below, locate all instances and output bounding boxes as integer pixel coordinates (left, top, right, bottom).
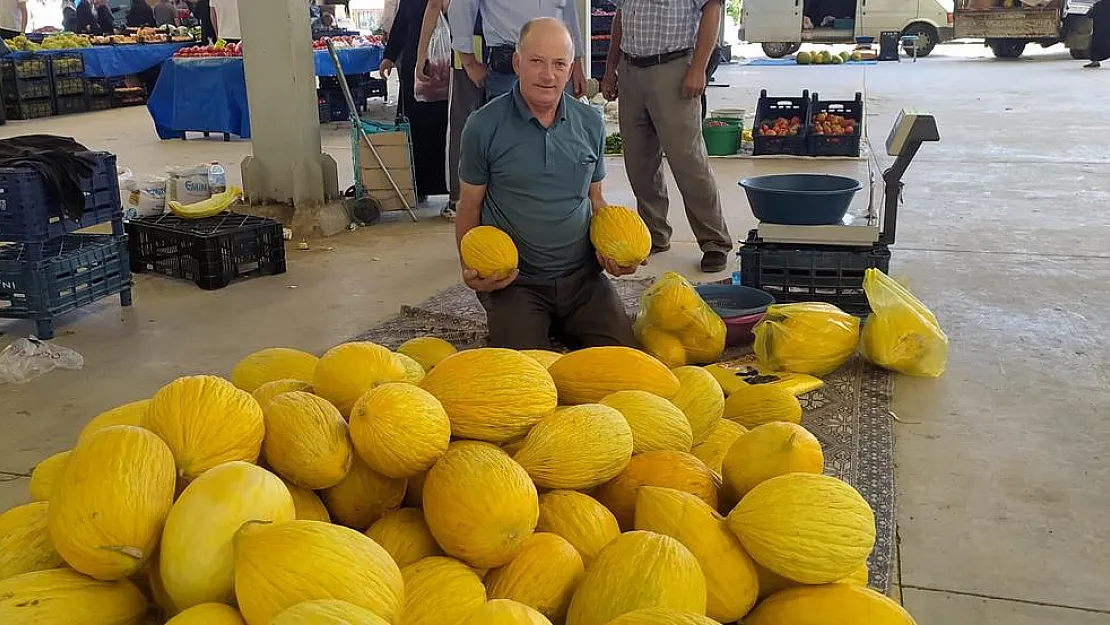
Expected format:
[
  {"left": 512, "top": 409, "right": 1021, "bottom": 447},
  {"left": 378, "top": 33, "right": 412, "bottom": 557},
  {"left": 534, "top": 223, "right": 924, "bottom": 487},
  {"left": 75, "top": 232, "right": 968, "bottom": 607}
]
[
  {"left": 520, "top": 349, "right": 563, "bottom": 368},
  {"left": 753, "top": 303, "right": 861, "bottom": 376},
  {"left": 320, "top": 455, "right": 406, "bottom": 531},
  {"left": 634, "top": 487, "right": 758, "bottom": 622},
  {"left": 393, "top": 352, "right": 426, "bottom": 383},
  {"left": 594, "top": 451, "right": 719, "bottom": 530},
  {"left": 271, "top": 599, "right": 388, "bottom": 624},
  {"left": 143, "top": 551, "right": 178, "bottom": 618},
  {"left": 512, "top": 404, "right": 633, "bottom": 490},
  {"left": 230, "top": 348, "right": 318, "bottom": 393},
  {"left": 350, "top": 383, "right": 450, "bottom": 479},
  {"left": 419, "top": 348, "right": 558, "bottom": 442},
  {"left": 397, "top": 336, "right": 458, "bottom": 371},
  {"left": 670, "top": 366, "right": 724, "bottom": 445},
  {"left": 400, "top": 556, "right": 487, "bottom": 624},
  {"left": 755, "top": 561, "right": 870, "bottom": 600},
  {"left": 234, "top": 520, "right": 404, "bottom": 625},
  {"left": 589, "top": 205, "right": 651, "bottom": 267},
  {"left": 501, "top": 437, "right": 527, "bottom": 456},
  {"left": 48, "top": 426, "right": 175, "bottom": 580},
  {"left": 462, "top": 599, "right": 553, "bottom": 625},
  {"left": 600, "top": 391, "right": 692, "bottom": 454},
  {"left": 460, "top": 225, "right": 519, "bottom": 279},
  {"left": 0, "top": 568, "right": 147, "bottom": 623},
  {"left": 160, "top": 462, "right": 295, "bottom": 610},
  {"left": 536, "top": 491, "right": 620, "bottom": 566},
  {"left": 313, "top": 342, "right": 407, "bottom": 418},
  {"left": 723, "top": 384, "right": 803, "bottom": 429},
  {"left": 548, "top": 347, "right": 680, "bottom": 404},
  {"left": 565, "top": 531, "right": 706, "bottom": 625},
  {"left": 0, "top": 502, "right": 63, "bottom": 582},
  {"left": 166, "top": 602, "right": 246, "bottom": 625},
  {"left": 423, "top": 441, "right": 539, "bottom": 568},
  {"left": 636, "top": 327, "right": 688, "bottom": 369},
  {"left": 721, "top": 422, "right": 823, "bottom": 498},
  {"left": 604, "top": 608, "right": 720, "bottom": 624},
  {"left": 640, "top": 273, "right": 704, "bottom": 332},
  {"left": 261, "top": 391, "right": 353, "bottom": 489},
  {"left": 745, "top": 583, "right": 916, "bottom": 625},
  {"left": 691, "top": 420, "right": 747, "bottom": 474},
  {"left": 77, "top": 399, "right": 149, "bottom": 445},
  {"left": 842, "top": 562, "right": 870, "bottom": 586},
  {"left": 365, "top": 508, "right": 443, "bottom": 569},
  {"left": 281, "top": 479, "right": 331, "bottom": 522},
  {"left": 726, "top": 473, "right": 875, "bottom": 584},
  {"left": 27, "top": 449, "right": 71, "bottom": 502},
  {"left": 486, "top": 533, "right": 583, "bottom": 621},
  {"left": 144, "top": 375, "right": 265, "bottom": 481},
  {"left": 251, "top": 379, "right": 313, "bottom": 410}
]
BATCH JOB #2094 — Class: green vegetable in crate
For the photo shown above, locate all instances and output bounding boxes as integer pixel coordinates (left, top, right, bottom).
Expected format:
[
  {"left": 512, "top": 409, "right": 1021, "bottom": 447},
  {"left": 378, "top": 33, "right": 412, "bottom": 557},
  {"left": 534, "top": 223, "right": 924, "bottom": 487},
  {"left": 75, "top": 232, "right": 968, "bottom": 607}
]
[
  {"left": 169, "top": 187, "right": 243, "bottom": 219},
  {"left": 604, "top": 134, "right": 623, "bottom": 155}
]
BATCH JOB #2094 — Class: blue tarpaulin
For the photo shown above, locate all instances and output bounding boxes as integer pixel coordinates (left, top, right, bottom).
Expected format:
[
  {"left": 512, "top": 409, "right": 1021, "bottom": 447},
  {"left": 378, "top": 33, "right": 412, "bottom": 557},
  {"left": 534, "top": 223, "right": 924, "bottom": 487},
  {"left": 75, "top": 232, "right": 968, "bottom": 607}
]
[
  {"left": 10, "top": 43, "right": 188, "bottom": 77},
  {"left": 314, "top": 46, "right": 383, "bottom": 77}
]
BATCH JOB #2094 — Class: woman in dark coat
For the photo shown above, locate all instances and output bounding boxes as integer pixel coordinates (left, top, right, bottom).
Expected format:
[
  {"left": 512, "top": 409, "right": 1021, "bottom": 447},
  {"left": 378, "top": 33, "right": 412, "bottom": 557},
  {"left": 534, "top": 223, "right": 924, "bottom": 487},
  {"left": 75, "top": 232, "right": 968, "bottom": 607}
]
[
  {"left": 379, "top": 0, "right": 449, "bottom": 201},
  {"left": 1086, "top": 0, "right": 1110, "bottom": 68},
  {"left": 126, "top": 0, "right": 156, "bottom": 27}
]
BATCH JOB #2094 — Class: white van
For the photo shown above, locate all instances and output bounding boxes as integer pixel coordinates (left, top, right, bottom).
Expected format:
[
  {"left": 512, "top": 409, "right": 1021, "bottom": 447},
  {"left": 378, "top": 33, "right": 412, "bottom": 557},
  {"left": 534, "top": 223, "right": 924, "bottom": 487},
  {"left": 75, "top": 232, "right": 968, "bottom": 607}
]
[{"left": 739, "top": 0, "right": 955, "bottom": 58}]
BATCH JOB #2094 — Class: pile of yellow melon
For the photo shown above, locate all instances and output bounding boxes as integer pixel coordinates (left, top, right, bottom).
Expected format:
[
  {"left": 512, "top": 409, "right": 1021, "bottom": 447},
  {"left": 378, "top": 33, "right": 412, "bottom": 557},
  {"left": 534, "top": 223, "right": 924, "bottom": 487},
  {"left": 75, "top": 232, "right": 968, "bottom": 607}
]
[{"left": 0, "top": 340, "right": 917, "bottom": 625}]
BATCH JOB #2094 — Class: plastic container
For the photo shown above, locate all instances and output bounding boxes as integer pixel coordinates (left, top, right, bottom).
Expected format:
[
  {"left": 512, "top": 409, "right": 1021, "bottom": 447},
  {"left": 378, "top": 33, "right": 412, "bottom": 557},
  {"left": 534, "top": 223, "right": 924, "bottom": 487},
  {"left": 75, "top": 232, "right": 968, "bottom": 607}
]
[
  {"left": 0, "top": 233, "right": 132, "bottom": 339},
  {"left": 126, "top": 213, "right": 287, "bottom": 290},
  {"left": 591, "top": 35, "right": 610, "bottom": 57},
  {"left": 49, "top": 53, "right": 85, "bottom": 77},
  {"left": 694, "top": 283, "right": 776, "bottom": 346},
  {"left": 709, "top": 108, "right": 746, "bottom": 124},
  {"left": 739, "top": 173, "right": 862, "bottom": 225},
  {"left": 5, "top": 99, "right": 53, "bottom": 120},
  {"left": 703, "top": 118, "right": 741, "bottom": 156},
  {"left": 208, "top": 162, "right": 227, "bottom": 195},
  {"left": 0, "top": 152, "right": 122, "bottom": 243},
  {"left": 52, "top": 75, "right": 87, "bottom": 97},
  {"left": 1, "top": 57, "right": 49, "bottom": 79},
  {"left": 752, "top": 89, "right": 810, "bottom": 157},
  {"left": 54, "top": 94, "right": 89, "bottom": 116},
  {"left": 807, "top": 92, "right": 863, "bottom": 157}
]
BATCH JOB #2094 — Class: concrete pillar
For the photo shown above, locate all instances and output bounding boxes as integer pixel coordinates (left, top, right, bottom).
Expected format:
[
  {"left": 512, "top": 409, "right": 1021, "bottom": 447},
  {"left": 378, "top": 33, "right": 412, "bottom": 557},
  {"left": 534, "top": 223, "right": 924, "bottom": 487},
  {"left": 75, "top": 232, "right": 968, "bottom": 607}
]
[{"left": 239, "top": 0, "right": 346, "bottom": 236}]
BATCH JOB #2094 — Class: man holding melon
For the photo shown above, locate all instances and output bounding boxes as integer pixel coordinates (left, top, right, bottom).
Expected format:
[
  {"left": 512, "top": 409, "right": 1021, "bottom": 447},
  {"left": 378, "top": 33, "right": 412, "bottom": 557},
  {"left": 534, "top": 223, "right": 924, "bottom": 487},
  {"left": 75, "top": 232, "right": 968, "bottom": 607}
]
[{"left": 455, "top": 18, "right": 640, "bottom": 351}]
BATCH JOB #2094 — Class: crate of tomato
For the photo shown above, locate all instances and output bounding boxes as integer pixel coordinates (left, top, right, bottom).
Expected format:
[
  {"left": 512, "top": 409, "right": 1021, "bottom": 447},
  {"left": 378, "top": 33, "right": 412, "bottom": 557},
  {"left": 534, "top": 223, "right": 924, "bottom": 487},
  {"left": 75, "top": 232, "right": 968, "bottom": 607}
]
[
  {"left": 807, "top": 92, "right": 863, "bottom": 157},
  {"left": 752, "top": 89, "right": 809, "bottom": 157}
]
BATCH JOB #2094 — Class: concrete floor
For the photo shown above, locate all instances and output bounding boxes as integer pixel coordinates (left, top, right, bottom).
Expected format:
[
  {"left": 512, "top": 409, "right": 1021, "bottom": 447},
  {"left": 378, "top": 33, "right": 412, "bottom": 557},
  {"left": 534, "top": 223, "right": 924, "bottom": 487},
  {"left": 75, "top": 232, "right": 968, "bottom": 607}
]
[{"left": 2, "top": 43, "right": 1109, "bottom": 623}]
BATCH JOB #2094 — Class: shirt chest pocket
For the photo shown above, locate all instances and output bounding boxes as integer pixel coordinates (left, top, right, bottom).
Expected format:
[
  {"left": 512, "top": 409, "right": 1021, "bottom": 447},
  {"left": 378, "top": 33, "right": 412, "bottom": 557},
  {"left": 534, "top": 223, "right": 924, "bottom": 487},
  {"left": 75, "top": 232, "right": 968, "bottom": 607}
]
[{"left": 571, "top": 152, "right": 598, "bottom": 198}]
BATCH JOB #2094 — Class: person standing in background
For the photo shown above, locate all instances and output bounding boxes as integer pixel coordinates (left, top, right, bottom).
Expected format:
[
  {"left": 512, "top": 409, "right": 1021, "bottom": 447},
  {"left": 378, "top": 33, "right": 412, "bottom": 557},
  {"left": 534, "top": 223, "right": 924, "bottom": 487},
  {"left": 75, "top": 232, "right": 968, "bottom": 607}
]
[
  {"left": 193, "top": 0, "right": 214, "bottom": 42},
  {"left": 154, "top": 0, "right": 177, "bottom": 26},
  {"left": 94, "top": 0, "right": 114, "bottom": 34},
  {"left": 62, "top": 0, "right": 77, "bottom": 32},
  {"left": 448, "top": 0, "right": 586, "bottom": 100},
  {"left": 415, "top": 0, "right": 484, "bottom": 221},
  {"left": 1084, "top": 0, "right": 1109, "bottom": 68},
  {"left": 126, "top": 0, "right": 155, "bottom": 27},
  {"left": 210, "top": 0, "right": 239, "bottom": 42},
  {"left": 0, "top": 0, "right": 28, "bottom": 37},
  {"left": 75, "top": 0, "right": 98, "bottom": 33},
  {"left": 601, "top": 0, "right": 732, "bottom": 273}
]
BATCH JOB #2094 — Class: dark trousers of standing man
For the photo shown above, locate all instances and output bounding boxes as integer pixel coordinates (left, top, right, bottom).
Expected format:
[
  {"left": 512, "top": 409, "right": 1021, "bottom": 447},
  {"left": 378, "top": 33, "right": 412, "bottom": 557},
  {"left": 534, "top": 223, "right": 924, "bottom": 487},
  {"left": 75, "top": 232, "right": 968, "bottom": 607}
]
[{"left": 618, "top": 52, "right": 731, "bottom": 255}]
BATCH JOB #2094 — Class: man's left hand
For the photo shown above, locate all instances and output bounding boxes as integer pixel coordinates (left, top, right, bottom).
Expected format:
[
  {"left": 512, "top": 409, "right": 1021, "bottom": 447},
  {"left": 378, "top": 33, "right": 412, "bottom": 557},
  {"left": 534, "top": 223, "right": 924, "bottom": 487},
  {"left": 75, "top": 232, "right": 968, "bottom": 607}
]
[
  {"left": 598, "top": 253, "right": 639, "bottom": 278},
  {"left": 682, "top": 65, "right": 707, "bottom": 100},
  {"left": 571, "top": 62, "right": 588, "bottom": 99}
]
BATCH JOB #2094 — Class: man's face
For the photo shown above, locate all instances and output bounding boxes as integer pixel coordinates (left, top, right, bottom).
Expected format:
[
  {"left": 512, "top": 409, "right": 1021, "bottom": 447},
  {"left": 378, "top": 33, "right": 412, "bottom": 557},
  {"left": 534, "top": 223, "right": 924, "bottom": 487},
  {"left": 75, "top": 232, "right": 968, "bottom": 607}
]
[{"left": 513, "top": 30, "right": 573, "bottom": 110}]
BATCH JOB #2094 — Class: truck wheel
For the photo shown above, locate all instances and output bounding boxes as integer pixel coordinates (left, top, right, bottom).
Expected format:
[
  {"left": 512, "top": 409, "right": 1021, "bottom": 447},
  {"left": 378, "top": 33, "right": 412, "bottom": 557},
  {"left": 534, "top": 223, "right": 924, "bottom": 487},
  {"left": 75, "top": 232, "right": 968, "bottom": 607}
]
[
  {"left": 1071, "top": 48, "right": 1090, "bottom": 60},
  {"left": 901, "top": 23, "right": 938, "bottom": 57},
  {"left": 988, "top": 39, "right": 1027, "bottom": 58},
  {"left": 762, "top": 42, "right": 796, "bottom": 58}
]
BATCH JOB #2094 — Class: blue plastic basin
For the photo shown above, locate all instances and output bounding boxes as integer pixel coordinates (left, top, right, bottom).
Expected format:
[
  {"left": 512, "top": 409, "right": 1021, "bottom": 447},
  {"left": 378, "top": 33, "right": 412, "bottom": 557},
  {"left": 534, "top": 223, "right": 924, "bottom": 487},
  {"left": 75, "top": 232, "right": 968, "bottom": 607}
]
[
  {"left": 694, "top": 284, "right": 775, "bottom": 318},
  {"left": 739, "top": 173, "right": 863, "bottom": 226}
]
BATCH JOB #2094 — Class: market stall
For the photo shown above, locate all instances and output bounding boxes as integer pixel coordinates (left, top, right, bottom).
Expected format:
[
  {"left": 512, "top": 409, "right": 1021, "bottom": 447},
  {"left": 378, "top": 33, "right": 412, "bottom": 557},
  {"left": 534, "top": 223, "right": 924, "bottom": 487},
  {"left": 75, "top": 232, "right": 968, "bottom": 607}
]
[{"left": 7, "top": 43, "right": 187, "bottom": 78}]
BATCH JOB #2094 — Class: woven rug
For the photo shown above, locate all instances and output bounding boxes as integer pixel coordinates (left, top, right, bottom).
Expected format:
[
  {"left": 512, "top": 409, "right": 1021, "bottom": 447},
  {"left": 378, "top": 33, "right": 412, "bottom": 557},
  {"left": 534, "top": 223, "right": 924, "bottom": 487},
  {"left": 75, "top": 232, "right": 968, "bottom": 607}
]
[{"left": 353, "top": 278, "right": 896, "bottom": 593}]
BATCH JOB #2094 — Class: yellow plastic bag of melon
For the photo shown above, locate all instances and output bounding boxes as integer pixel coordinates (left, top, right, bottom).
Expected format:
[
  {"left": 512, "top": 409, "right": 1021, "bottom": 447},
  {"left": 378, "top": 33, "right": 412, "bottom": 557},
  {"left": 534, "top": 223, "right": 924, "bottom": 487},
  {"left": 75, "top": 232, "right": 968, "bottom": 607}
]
[
  {"left": 635, "top": 272, "right": 726, "bottom": 366},
  {"left": 704, "top": 355, "right": 824, "bottom": 397},
  {"left": 753, "top": 303, "right": 860, "bottom": 377},
  {"left": 860, "top": 268, "right": 948, "bottom": 378}
]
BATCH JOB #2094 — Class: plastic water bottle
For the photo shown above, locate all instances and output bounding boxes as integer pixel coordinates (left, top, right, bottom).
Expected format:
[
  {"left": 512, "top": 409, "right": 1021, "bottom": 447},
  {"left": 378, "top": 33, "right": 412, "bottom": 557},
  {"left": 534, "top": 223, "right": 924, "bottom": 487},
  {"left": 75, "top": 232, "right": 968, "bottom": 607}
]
[
  {"left": 207, "top": 162, "right": 227, "bottom": 195},
  {"left": 731, "top": 250, "right": 743, "bottom": 286}
]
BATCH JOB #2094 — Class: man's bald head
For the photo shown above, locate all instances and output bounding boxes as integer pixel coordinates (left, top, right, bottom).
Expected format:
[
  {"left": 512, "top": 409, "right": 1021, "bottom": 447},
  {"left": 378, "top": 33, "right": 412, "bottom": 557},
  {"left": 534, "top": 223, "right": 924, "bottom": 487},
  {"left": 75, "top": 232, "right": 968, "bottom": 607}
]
[{"left": 518, "top": 16, "right": 574, "bottom": 58}]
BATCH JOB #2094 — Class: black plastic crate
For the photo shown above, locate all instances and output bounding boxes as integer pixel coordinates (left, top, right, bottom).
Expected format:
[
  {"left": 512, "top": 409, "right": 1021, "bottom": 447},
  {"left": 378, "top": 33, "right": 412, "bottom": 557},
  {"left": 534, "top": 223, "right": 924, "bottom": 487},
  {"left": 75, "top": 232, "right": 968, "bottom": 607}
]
[
  {"left": 807, "top": 92, "right": 863, "bottom": 158},
  {"left": 592, "top": 12, "right": 615, "bottom": 35},
  {"left": 0, "top": 152, "right": 122, "bottom": 242},
  {"left": 591, "top": 35, "right": 610, "bottom": 57},
  {"left": 591, "top": 58, "right": 607, "bottom": 80},
  {"left": 52, "top": 75, "right": 87, "bottom": 97},
  {"left": 363, "top": 76, "right": 387, "bottom": 98},
  {"left": 89, "top": 95, "right": 113, "bottom": 111},
  {"left": 317, "top": 85, "right": 365, "bottom": 122},
  {"left": 54, "top": 93, "right": 89, "bottom": 115},
  {"left": 49, "top": 53, "right": 85, "bottom": 77},
  {"left": 2, "top": 75, "right": 52, "bottom": 102},
  {"left": 88, "top": 77, "right": 123, "bottom": 97},
  {"left": 737, "top": 229, "right": 890, "bottom": 315},
  {"left": 752, "top": 89, "right": 810, "bottom": 157},
  {"left": 5, "top": 99, "right": 53, "bottom": 120},
  {"left": 126, "top": 213, "right": 287, "bottom": 290},
  {"left": 112, "top": 87, "right": 147, "bottom": 107},
  {"left": 0, "top": 234, "right": 132, "bottom": 339},
  {"left": 1, "top": 57, "right": 49, "bottom": 80}
]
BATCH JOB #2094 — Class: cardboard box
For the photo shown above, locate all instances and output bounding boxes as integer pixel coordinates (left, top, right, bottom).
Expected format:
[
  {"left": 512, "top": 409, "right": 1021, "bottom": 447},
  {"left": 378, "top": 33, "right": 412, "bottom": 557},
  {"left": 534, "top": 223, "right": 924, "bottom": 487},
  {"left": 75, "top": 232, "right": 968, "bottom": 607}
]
[{"left": 358, "top": 130, "right": 417, "bottom": 212}]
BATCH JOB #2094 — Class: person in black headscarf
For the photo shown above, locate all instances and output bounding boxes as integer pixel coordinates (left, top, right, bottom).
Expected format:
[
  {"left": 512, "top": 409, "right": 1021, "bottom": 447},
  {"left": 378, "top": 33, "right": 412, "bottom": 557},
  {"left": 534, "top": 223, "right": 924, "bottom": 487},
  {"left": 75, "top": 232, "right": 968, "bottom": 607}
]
[
  {"left": 1085, "top": 0, "right": 1110, "bottom": 68},
  {"left": 95, "top": 0, "right": 116, "bottom": 35},
  {"left": 379, "top": 0, "right": 449, "bottom": 202},
  {"left": 127, "top": 0, "right": 156, "bottom": 27},
  {"left": 75, "top": 0, "right": 98, "bottom": 33}
]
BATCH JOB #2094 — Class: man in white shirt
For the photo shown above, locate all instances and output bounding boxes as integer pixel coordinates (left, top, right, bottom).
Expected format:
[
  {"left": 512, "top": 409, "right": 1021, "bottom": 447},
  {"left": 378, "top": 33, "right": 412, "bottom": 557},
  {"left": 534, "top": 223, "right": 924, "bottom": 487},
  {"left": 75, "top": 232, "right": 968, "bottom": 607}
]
[
  {"left": 210, "top": 0, "right": 240, "bottom": 42},
  {"left": 0, "top": 0, "right": 28, "bottom": 37}
]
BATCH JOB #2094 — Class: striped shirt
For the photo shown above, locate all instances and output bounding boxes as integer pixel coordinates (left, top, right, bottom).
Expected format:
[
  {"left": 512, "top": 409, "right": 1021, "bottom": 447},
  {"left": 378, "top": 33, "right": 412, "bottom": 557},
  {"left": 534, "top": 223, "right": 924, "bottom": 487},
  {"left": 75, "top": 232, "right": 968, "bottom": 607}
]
[
  {"left": 447, "top": 0, "right": 583, "bottom": 57},
  {"left": 614, "top": 0, "right": 711, "bottom": 58}
]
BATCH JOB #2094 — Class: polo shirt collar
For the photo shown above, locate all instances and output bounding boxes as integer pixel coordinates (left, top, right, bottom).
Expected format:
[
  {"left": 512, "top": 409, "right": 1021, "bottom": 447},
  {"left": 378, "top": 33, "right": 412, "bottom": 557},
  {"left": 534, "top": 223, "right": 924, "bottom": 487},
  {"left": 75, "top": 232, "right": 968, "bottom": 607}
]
[{"left": 512, "top": 84, "right": 569, "bottom": 126}]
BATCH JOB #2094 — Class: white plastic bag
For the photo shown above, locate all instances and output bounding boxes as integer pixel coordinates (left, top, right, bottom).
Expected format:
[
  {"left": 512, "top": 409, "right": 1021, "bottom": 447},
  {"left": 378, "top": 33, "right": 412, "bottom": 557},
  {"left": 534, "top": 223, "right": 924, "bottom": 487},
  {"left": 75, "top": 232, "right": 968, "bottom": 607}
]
[
  {"left": 415, "top": 13, "right": 451, "bottom": 103},
  {"left": 119, "top": 168, "right": 168, "bottom": 219},
  {"left": 0, "top": 337, "right": 84, "bottom": 384}
]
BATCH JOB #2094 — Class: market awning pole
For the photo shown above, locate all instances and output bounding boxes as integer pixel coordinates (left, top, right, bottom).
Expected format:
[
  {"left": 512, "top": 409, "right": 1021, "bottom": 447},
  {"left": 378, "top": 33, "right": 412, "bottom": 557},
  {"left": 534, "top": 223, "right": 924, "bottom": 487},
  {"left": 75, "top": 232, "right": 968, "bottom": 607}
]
[{"left": 325, "top": 39, "right": 417, "bottom": 222}]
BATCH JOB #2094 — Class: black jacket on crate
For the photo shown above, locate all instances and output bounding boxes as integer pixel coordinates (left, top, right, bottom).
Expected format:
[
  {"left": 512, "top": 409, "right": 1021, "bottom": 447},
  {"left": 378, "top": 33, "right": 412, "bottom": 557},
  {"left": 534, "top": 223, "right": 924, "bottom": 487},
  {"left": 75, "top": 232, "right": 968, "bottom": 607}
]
[{"left": 0, "top": 136, "right": 97, "bottom": 222}]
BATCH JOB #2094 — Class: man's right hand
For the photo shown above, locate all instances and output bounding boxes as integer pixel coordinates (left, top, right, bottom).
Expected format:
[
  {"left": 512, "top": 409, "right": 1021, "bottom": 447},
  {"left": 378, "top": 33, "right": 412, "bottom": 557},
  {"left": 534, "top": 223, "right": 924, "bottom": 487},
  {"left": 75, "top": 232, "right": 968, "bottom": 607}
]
[
  {"left": 463, "top": 268, "right": 517, "bottom": 292},
  {"left": 416, "top": 55, "right": 429, "bottom": 81},
  {"left": 601, "top": 70, "right": 618, "bottom": 101},
  {"left": 463, "top": 59, "right": 487, "bottom": 88}
]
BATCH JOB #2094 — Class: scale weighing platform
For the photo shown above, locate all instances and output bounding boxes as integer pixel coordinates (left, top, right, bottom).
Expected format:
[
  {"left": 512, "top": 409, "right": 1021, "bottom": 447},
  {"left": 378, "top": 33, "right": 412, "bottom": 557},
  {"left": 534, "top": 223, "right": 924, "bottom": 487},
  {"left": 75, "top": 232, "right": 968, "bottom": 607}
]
[{"left": 738, "top": 110, "right": 940, "bottom": 314}]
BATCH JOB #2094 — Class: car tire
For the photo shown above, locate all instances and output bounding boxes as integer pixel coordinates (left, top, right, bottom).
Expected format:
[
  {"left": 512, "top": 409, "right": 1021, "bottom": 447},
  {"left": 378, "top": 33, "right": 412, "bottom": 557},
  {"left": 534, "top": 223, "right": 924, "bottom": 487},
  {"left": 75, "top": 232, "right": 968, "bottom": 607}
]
[
  {"left": 762, "top": 42, "right": 796, "bottom": 58},
  {"left": 988, "top": 38, "right": 1027, "bottom": 58},
  {"left": 901, "top": 23, "right": 938, "bottom": 57}
]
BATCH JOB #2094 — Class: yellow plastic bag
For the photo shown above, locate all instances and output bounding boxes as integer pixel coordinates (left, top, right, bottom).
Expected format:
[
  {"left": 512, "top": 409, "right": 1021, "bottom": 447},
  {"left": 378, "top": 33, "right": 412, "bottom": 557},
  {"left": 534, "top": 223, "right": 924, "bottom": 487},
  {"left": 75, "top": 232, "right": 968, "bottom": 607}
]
[
  {"left": 860, "top": 268, "right": 948, "bottom": 378},
  {"left": 704, "top": 355, "right": 824, "bottom": 397},
  {"left": 635, "top": 272, "right": 726, "bottom": 366},
  {"left": 753, "top": 302, "right": 860, "bottom": 377}
]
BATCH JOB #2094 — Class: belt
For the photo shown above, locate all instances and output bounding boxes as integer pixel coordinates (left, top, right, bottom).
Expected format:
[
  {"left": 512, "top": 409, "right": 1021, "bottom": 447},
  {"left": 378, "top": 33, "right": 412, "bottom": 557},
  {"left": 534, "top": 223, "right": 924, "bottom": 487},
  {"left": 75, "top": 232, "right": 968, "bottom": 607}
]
[{"left": 624, "top": 48, "right": 693, "bottom": 68}]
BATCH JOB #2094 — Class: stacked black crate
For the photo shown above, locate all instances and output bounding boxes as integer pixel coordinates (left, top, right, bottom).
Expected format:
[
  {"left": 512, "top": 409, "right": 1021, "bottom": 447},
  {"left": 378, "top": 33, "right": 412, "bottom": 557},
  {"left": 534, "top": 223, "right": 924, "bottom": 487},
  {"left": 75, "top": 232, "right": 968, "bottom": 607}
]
[
  {"left": 1, "top": 57, "right": 54, "bottom": 120},
  {"left": 0, "top": 153, "right": 132, "bottom": 339},
  {"left": 50, "top": 53, "right": 89, "bottom": 116},
  {"left": 591, "top": 0, "right": 617, "bottom": 80}
]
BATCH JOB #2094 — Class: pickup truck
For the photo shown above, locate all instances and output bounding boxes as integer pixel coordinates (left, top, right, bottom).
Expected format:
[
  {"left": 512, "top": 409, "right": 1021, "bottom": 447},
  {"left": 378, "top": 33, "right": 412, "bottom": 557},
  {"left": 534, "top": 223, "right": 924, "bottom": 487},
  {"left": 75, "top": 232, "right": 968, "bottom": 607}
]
[{"left": 953, "top": 0, "right": 1094, "bottom": 58}]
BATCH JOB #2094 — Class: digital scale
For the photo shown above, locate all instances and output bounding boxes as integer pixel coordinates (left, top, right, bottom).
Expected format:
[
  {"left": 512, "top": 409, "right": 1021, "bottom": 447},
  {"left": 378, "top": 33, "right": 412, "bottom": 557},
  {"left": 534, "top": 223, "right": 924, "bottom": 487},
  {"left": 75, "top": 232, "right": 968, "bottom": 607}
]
[{"left": 755, "top": 110, "right": 940, "bottom": 247}]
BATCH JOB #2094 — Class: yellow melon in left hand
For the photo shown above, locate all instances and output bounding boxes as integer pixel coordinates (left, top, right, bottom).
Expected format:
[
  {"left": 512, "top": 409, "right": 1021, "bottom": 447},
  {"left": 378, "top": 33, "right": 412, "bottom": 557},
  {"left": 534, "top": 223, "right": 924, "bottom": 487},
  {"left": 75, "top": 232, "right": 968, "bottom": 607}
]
[{"left": 461, "top": 225, "right": 519, "bottom": 280}]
